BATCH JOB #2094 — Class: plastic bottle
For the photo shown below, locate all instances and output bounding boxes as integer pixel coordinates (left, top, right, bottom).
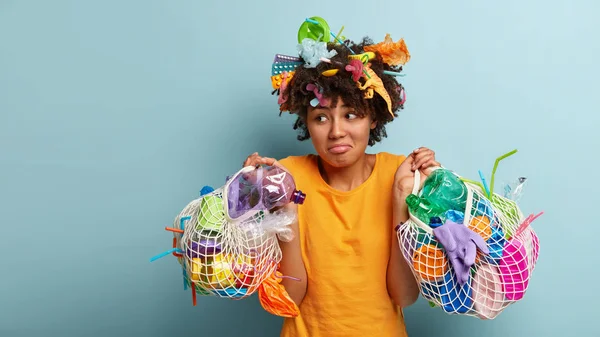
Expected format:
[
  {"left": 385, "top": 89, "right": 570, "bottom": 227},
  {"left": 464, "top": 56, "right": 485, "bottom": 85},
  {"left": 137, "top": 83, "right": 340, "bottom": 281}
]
[
  {"left": 406, "top": 194, "right": 448, "bottom": 225},
  {"left": 260, "top": 166, "right": 306, "bottom": 208},
  {"left": 502, "top": 177, "right": 527, "bottom": 202},
  {"left": 226, "top": 166, "right": 306, "bottom": 220},
  {"left": 419, "top": 169, "right": 468, "bottom": 213}
]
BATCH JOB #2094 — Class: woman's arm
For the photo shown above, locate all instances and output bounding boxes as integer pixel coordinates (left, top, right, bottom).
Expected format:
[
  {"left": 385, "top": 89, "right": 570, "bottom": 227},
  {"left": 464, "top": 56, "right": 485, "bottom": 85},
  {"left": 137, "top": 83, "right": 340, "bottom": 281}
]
[
  {"left": 386, "top": 178, "right": 420, "bottom": 308},
  {"left": 387, "top": 148, "right": 440, "bottom": 308},
  {"left": 277, "top": 202, "right": 308, "bottom": 306},
  {"left": 241, "top": 152, "right": 307, "bottom": 306}
]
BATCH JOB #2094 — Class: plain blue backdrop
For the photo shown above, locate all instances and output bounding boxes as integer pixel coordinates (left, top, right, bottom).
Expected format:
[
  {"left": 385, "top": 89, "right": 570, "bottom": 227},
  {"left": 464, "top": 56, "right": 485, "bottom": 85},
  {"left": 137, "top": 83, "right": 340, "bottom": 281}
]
[{"left": 1, "top": 0, "right": 598, "bottom": 336}]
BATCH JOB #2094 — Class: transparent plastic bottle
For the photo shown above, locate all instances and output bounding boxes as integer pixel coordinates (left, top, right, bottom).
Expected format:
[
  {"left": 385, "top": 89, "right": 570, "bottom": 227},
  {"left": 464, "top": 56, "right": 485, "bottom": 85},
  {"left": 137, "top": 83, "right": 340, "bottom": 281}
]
[
  {"left": 406, "top": 194, "right": 448, "bottom": 225},
  {"left": 226, "top": 166, "right": 306, "bottom": 220},
  {"left": 420, "top": 169, "right": 468, "bottom": 213}
]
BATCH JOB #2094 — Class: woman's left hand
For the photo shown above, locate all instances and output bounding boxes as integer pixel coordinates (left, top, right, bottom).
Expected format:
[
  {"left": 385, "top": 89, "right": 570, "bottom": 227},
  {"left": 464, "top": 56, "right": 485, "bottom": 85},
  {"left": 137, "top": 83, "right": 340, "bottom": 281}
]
[{"left": 394, "top": 147, "right": 441, "bottom": 196}]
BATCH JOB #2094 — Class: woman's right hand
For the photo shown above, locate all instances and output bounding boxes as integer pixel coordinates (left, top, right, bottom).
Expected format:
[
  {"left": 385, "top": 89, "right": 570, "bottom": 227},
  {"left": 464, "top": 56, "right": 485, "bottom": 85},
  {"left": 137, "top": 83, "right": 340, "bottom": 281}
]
[{"left": 242, "top": 152, "right": 287, "bottom": 171}]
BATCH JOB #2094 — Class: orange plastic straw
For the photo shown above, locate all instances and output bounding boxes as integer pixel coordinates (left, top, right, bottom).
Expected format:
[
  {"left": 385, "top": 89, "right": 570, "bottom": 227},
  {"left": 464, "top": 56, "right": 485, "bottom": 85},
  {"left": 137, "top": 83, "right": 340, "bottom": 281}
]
[{"left": 165, "top": 227, "right": 184, "bottom": 234}]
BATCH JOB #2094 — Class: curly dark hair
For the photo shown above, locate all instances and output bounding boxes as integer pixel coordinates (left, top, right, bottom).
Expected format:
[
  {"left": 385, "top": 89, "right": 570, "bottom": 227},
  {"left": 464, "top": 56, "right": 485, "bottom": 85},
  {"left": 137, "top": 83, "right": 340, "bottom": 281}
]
[{"left": 275, "top": 37, "right": 406, "bottom": 146}]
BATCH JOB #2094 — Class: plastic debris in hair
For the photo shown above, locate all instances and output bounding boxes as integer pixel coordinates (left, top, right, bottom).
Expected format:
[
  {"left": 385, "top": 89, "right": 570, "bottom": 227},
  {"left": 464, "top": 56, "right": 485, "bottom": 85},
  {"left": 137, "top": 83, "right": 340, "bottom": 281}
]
[
  {"left": 306, "top": 83, "right": 330, "bottom": 107},
  {"left": 297, "top": 38, "right": 338, "bottom": 68}
]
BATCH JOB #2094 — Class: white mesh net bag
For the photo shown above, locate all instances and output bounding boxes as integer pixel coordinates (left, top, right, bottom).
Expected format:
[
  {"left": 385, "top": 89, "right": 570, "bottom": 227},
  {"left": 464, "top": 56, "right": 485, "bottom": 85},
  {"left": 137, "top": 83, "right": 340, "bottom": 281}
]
[
  {"left": 151, "top": 165, "right": 306, "bottom": 315},
  {"left": 397, "top": 151, "right": 542, "bottom": 320}
]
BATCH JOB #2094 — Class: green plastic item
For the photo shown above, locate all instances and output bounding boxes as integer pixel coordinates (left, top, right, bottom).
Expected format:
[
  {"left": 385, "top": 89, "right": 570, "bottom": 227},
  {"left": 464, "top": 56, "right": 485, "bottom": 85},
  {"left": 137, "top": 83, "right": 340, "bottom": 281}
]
[
  {"left": 491, "top": 195, "right": 520, "bottom": 239},
  {"left": 196, "top": 195, "right": 225, "bottom": 232},
  {"left": 298, "top": 17, "right": 331, "bottom": 44},
  {"left": 489, "top": 149, "right": 518, "bottom": 198},
  {"left": 420, "top": 169, "right": 468, "bottom": 213},
  {"left": 429, "top": 301, "right": 436, "bottom": 308},
  {"left": 406, "top": 194, "right": 448, "bottom": 225}
]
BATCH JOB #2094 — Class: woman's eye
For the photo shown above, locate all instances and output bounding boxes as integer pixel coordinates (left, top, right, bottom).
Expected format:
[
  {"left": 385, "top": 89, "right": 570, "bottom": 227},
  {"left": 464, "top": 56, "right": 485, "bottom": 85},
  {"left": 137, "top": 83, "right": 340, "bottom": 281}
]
[
  {"left": 316, "top": 116, "right": 327, "bottom": 122},
  {"left": 347, "top": 113, "right": 357, "bottom": 120}
]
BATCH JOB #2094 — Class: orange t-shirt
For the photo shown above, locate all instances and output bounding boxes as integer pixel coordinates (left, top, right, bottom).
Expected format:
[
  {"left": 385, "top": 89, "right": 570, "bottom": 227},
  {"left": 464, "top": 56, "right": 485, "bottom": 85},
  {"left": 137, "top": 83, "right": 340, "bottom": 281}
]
[{"left": 278, "top": 152, "right": 408, "bottom": 337}]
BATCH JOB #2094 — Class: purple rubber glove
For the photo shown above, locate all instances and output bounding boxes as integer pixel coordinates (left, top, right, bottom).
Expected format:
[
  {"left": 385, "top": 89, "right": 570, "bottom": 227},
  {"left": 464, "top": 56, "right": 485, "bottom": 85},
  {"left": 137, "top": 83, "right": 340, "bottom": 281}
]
[{"left": 433, "top": 220, "right": 490, "bottom": 286}]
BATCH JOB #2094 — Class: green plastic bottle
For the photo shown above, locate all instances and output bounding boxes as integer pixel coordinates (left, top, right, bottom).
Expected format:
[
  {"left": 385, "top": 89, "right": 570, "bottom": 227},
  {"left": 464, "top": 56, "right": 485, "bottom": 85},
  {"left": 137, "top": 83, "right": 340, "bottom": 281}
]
[
  {"left": 406, "top": 194, "right": 448, "bottom": 225},
  {"left": 420, "top": 169, "right": 468, "bottom": 213}
]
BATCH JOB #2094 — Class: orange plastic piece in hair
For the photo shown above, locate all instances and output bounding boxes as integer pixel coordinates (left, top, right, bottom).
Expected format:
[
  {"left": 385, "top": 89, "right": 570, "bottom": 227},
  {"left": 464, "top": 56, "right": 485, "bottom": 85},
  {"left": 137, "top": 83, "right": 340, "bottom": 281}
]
[
  {"left": 271, "top": 71, "right": 295, "bottom": 89},
  {"left": 363, "top": 34, "right": 411, "bottom": 66}
]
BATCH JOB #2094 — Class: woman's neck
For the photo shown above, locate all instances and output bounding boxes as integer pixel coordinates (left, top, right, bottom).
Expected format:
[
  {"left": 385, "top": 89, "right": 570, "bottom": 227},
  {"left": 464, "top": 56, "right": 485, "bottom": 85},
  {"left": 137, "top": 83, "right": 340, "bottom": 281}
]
[{"left": 318, "top": 153, "right": 376, "bottom": 192}]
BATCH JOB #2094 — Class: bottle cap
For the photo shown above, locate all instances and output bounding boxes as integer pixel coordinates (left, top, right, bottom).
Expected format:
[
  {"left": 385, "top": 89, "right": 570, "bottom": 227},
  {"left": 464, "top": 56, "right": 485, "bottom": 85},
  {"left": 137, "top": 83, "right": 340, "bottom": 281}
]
[
  {"left": 292, "top": 190, "right": 306, "bottom": 204},
  {"left": 429, "top": 216, "right": 443, "bottom": 228}
]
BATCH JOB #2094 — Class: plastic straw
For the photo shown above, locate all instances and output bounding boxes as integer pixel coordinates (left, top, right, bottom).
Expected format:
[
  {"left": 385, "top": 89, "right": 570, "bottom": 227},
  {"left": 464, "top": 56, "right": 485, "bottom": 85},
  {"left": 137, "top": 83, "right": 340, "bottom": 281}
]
[
  {"left": 478, "top": 170, "right": 491, "bottom": 197},
  {"left": 330, "top": 31, "right": 350, "bottom": 49},
  {"left": 489, "top": 149, "right": 518, "bottom": 198},
  {"left": 179, "top": 216, "right": 191, "bottom": 230},
  {"left": 150, "top": 248, "right": 182, "bottom": 262},
  {"left": 515, "top": 211, "right": 544, "bottom": 237},
  {"left": 383, "top": 70, "right": 406, "bottom": 77},
  {"left": 460, "top": 177, "right": 485, "bottom": 191},
  {"left": 182, "top": 267, "right": 188, "bottom": 290},
  {"left": 334, "top": 26, "right": 345, "bottom": 44},
  {"left": 191, "top": 284, "right": 197, "bottom": 306}
]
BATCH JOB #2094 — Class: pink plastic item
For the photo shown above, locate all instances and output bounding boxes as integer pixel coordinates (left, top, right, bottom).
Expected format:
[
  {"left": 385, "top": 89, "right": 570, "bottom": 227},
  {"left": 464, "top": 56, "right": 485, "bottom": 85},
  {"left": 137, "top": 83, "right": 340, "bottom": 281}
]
[
  {"left": 472, "top": 264, "right": 503, "bottom": 319},
  {"left": 531, "top": 231, "right": 540, "bottom": 266},
  {"left": 498, "top": 238, "right": 529, "bottom": 301}
]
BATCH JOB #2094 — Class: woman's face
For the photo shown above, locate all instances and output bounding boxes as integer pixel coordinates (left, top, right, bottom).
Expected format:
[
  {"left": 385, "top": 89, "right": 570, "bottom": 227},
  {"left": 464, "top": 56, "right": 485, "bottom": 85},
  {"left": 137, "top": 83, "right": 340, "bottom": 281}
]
[{"left": 305, "top": 97, "right": 376, "bottom": 168}]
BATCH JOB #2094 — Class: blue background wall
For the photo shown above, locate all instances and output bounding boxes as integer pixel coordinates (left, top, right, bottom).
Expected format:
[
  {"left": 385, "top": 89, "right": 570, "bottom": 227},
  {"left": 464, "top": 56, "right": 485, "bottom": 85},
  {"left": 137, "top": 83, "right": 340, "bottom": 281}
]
[{"left": 1, "top": 0, "right": 598, "bottom": 336}]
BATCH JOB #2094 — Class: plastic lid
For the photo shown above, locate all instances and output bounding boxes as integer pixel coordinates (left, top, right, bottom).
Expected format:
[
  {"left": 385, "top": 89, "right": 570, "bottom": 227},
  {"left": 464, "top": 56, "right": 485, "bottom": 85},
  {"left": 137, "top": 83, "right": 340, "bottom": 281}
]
[
  {"left": 297, "top": 16, "right": 330, "bottom": 44},
  {"left": 405, "top": 193, "right": 419, "bottom": 207},
  {"left": 429, "top": 217, "right": 443, "bottom": 228},
  {"left": 292, "top": 190, "right": 306, "bottom": 204}
]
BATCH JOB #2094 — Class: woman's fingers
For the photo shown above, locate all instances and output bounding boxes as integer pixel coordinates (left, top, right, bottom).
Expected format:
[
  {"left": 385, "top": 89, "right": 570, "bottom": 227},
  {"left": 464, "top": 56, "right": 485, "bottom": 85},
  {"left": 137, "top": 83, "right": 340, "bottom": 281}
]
[
  {"left": 412, "top": 153, "right": 433, "bottom": 170},
  {"left": 242, "top": 152, "right": 258, "bottom": 167},
  {"left": 242, "top": 153, "right": 285, "bottom": 170}
]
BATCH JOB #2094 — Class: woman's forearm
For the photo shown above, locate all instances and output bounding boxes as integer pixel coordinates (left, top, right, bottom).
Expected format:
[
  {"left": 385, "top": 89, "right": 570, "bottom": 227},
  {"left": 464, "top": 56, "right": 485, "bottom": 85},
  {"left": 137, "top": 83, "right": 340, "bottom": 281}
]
[
  {"left": 277, "top": 204, "right": 307, "bottom": 306},
  {"left": 279, "top": 238, "right": 307, "bottom": 306},
  {"left": 386, "top": 191, "right": 420, "bottom": 308}
]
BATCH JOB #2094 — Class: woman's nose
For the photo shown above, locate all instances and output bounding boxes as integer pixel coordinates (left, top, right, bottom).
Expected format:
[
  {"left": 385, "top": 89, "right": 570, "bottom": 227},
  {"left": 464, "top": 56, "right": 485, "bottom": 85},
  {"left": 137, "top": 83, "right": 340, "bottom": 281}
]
[{"left": 329, "top": 120, "right": 346, "bottom": 138}]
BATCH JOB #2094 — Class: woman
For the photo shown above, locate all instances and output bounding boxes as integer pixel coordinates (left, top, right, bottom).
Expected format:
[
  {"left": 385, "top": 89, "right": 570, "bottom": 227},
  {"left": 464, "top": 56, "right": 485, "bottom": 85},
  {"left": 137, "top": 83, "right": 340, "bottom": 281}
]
[{"left": 244, "top": 35, "right": 440, "bottom": 336}]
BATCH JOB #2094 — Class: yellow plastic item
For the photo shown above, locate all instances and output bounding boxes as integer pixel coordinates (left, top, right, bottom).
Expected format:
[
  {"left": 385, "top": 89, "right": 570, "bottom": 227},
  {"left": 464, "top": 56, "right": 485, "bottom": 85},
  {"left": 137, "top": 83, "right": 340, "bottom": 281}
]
[
  {"left": 190, "top": 254, "right": 253, "bottom": 289},
  {"left": 356, "top": 66, "right": 393, "bottom": 117},
  {"left": 321, "top": 69, "right": 339, "bottom": 77},
  {"left": 258, "top": 270, "right": 300, "bottom": 318},
  {"left": 348, "top": 51, "right": 376, "bottom": 63}
]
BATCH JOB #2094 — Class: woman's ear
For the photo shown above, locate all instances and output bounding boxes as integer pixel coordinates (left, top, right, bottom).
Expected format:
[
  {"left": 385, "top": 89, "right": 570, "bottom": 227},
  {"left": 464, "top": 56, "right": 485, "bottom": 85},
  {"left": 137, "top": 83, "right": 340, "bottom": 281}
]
[{"left": 370, "top": 120, "right": 377, "bottom": 130}]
